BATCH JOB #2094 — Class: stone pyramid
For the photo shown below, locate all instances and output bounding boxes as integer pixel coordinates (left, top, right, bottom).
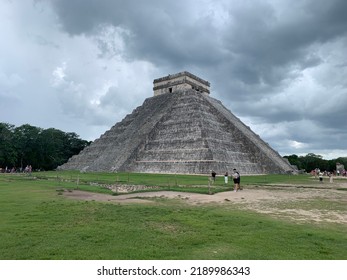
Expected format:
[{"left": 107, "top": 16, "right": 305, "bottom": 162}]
[{"left": 59, "top": 71, "right": 294, "bottom": 174}]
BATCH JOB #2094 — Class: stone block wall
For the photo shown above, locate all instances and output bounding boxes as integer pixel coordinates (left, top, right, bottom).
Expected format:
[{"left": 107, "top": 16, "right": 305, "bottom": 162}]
[{"left": 153, "top": 71, "right": 210, "bottom": 96}]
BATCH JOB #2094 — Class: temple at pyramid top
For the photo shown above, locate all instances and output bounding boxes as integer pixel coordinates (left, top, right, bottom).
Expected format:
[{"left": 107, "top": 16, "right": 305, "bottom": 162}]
[{"left": 153, "top": 71, "right": 210, "bottom": 96}]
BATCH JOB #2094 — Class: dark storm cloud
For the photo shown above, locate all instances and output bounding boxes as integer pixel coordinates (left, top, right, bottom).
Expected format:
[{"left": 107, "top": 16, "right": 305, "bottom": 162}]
[
  {"left": 215, "top": 0, "right": 347, "bottom": 95},
  {"left": 47, "top": 0, "right": 347, "bottom": 156},
  {"left": 48, "top": 0, "right": 347, "bottom": 88},
  {"left": 49, "top": 0, "right": 223, "bottom": 68},
  {"left": 2, "top": 0, "right": 346, "bottom": 158}
]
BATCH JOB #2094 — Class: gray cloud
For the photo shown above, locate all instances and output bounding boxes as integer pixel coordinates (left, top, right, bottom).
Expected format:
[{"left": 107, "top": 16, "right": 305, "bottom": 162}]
[
  {"left": 49, "top": 0, "right": 347, "bottom": 87},
  {"left": 1, "top": 0, "right": 346, "bottom": 158}
]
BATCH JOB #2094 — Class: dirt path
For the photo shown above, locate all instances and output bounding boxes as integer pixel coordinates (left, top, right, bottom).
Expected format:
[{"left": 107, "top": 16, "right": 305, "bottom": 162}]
[{"left": 63, "top": 181, "right": 347, "bottom": 224}]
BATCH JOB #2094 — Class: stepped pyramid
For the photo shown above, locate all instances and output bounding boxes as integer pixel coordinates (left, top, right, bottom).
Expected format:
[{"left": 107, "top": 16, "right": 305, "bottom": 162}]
[{"left": 59, "top": 71, "right": 294, "bottom": 174}]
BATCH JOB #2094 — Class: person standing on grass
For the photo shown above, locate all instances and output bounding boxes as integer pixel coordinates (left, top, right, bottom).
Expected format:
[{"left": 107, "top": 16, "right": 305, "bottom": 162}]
[
  {"left": 211, "top": 170, "right": 216, "bottom": 183},
  {"left": 329, "top": 172, "right": 333, "bottom": 183},
  {"left": 232, "top": 168, "right": 240, "bottom": 192},
  {"left": 224, "top": 171, "right": 228, "bottom": 185}
]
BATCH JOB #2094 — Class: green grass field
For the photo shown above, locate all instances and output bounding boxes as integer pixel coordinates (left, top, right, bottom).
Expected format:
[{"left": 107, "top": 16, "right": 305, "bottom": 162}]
[
  {"left": 34, "top": 170, "right": 315, "bottom": 186},
  {"left": 0, "top": 172, "right": 346, "bottom": 260}
]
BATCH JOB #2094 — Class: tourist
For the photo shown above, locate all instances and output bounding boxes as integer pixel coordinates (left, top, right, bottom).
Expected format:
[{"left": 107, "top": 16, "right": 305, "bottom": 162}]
[
  {"left": 211, "top": 170, "right": 216, "bottom": 183},
  {"left": 329, "top": 172, "right": 333, "bottom": 183},
  {"left": 224, "top": 172, "right": 228, "bottom": 184},
  {"left": 319, "top": 171, "right": 323, "bottom": 182},
  {"left": 232, "top": 169, "right": 240, "bottom": 192}
]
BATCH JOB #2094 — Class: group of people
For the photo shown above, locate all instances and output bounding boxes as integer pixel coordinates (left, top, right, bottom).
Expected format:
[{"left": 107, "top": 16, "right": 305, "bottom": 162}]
[
  {"left": 312, "top": 168, "right": 346, "bottom": 183},
  {"left": 211, "top": 169, "right": 241, "bottom": 192},
  {"left": 312, "top": 168, "right": 347, "bottom": 178},
  {"left": 0, "top": 165, "right": 32, "bottom": 174}
]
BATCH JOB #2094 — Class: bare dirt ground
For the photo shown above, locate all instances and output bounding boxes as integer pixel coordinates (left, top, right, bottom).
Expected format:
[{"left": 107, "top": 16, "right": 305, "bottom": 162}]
[{"left": 63, "top": 179, "right": 347, "bottom": 224}]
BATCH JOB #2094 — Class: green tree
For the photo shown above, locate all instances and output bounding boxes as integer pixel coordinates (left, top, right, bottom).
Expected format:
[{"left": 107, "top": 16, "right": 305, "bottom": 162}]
[
  {"left": 64, "top": 132, "right": 89, "bottom": 159},
  {"left": 335, "top": 157, "right": 347, "bottom": 168},
  {"left": 13, "top": 124, "right": 42, "bottom": 169},
  {"left": 285, "top": 153, "right": 343, "bottom": 172},
  {"left": 1, "top": 123, "right": 89, "bottom": 171},
  {"left": 38, "top": 129, "right": 89, "bottom": 170},
  {"left": 38, "top": 128, "right": 67, "bottom": 170},
  {"left": 283, "top": 154, "right": 303, "bottom": 170},
  {"left": 0, "top": 123, "right": 17, "bottom": 167},
  {"left": 301, "top": 153, "right": 325, "bottom": 172}
]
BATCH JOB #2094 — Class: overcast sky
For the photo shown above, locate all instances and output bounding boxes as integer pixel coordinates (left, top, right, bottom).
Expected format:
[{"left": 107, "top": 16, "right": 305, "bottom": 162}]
[{"left": 1, "top": 0, "right": 346, "bottom": 159}]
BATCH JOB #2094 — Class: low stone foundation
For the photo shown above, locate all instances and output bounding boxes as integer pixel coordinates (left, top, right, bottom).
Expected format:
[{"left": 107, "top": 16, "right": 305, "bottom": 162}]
[{"left": 90, "top": 182, "right": 161, "bottom": 193}]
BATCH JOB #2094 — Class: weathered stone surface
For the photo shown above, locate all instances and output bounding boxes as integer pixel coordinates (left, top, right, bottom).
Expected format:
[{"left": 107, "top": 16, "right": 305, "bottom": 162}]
[
  {"left": 153, "top": 71, "right": 210, "bottom": 96},
  {"left": 59, "top": 87, "right": 295, "bottom": 174}
]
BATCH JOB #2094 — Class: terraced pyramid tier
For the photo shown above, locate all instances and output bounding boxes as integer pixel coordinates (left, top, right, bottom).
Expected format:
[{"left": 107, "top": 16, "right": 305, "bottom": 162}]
[{"left": 59, "top": 90, "right": 294, "bottom": 174}]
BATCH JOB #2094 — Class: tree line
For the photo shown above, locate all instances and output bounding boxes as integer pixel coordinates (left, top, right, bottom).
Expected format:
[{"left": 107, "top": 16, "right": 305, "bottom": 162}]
[
  {"left": 284, "top": 153, "right": 347, "bottom": 173},
  {"left": 0, "top": 123, "right": 90, "bottom": 171},
  {"left": 1, "top": 122, "right": 346, "bottom": 173}
]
